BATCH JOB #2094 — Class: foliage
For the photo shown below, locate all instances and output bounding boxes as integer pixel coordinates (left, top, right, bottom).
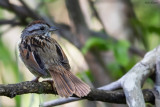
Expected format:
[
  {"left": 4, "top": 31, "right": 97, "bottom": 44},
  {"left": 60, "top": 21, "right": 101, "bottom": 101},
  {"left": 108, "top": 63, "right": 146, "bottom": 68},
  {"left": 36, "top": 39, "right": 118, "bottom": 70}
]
[
  {"left": 82, "top": 37, "right": 131, "bottom": 78},
  {"left": 133, "top": 0, "right": 160, "bottom": 50}
]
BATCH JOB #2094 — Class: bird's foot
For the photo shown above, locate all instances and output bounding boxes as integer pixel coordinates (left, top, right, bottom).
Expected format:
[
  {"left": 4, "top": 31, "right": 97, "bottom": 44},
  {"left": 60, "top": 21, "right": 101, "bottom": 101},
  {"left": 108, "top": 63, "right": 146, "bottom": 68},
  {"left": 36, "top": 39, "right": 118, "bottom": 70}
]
[{"left": 31, "top": 77, "right": 40, "bottom": 82}]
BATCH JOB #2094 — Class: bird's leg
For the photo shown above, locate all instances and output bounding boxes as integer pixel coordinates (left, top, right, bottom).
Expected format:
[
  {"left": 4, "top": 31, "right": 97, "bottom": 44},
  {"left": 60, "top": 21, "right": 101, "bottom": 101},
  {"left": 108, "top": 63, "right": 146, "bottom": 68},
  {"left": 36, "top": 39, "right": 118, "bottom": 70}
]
[{"left": 31, "top": 77, "right": 40, "bottom": 82}]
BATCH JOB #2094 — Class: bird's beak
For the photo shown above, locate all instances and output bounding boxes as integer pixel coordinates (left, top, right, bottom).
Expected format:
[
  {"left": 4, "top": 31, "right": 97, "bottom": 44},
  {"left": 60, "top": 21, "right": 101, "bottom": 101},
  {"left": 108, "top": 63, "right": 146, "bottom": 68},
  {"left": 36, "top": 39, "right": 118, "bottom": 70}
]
[{"left": 49, "top": 26, "right": 59, "bottom": 32}]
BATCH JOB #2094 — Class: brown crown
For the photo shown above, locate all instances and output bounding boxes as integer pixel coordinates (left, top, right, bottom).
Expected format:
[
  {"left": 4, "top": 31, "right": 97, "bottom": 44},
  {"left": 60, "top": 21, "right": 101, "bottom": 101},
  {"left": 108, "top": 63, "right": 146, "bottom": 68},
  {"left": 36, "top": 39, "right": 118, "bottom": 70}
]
[{"left": 27, "top": 20, "right": 50, "bottom": 28}]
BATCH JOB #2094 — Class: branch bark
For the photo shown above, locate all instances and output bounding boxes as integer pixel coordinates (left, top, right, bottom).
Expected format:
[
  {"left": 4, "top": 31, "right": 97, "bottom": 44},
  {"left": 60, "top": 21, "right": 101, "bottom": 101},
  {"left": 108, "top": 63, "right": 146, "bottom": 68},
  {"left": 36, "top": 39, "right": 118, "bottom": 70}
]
[
  {"left": 153, "top": 56, "right": 160, "bottom": 106},
  {"left": 0, "top": 81, "right": 155, "bottom": 104}
]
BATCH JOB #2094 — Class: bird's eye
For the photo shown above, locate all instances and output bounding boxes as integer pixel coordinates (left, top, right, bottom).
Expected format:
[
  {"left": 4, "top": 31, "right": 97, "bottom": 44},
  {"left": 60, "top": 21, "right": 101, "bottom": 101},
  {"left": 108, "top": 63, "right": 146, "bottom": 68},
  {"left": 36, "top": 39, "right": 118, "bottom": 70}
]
[{"left": 40, "top": 27, "right": 45, "bottom": 30}]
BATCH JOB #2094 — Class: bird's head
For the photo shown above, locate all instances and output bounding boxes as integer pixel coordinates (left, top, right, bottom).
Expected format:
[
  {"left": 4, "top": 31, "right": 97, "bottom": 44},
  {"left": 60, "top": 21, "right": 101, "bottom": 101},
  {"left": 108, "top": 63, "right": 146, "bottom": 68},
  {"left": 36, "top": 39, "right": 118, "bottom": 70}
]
[{"left": 21, "top": 20, "right": 58, "bottom": 38}]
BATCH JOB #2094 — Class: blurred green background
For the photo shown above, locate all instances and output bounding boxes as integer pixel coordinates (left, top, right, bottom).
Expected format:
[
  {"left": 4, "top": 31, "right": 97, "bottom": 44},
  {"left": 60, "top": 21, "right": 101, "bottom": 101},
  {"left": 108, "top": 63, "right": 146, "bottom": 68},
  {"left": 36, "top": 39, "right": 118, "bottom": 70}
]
[{"left": 0, "top": 0, "right": 159, "bottom": 107}]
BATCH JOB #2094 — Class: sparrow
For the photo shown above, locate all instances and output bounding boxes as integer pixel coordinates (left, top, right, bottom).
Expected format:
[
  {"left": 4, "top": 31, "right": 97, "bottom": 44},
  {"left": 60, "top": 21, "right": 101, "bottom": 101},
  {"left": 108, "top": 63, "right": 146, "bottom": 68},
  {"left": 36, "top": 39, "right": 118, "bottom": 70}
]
[{"left": 19, "top": 20, "right": 91, "bottom": 98}]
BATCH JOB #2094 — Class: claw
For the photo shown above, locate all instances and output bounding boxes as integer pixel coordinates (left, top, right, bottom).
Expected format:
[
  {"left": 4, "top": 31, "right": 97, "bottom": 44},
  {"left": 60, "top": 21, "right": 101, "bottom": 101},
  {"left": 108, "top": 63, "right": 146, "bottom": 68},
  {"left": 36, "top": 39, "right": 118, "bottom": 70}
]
[{"left": 31, "top": 77, "right": 40, "bottom": 82}]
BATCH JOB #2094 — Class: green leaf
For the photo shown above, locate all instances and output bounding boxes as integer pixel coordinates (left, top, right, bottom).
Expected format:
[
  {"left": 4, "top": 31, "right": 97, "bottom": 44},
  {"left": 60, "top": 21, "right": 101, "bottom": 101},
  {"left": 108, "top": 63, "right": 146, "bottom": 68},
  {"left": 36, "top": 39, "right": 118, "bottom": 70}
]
[
  {"left": 82, "top": 37, "right": 112, "bottom": 54},
  {"left": 113, "top": 40, "right": 130, "bottom": 66},
  {"left": 15, "top": 96, "right": 21, "bottom": 107},
  {"left": 85, "top": 70, "right": 94, "bottom": 81},
  {"left": 147, "top": 26, "right": 160, "bottom": 35},
  {"left": 107, "top": 62, "right": 124, "bottom": 79},
  {"left": 76, "top": 70, "right": 93, "bottom": 82}
]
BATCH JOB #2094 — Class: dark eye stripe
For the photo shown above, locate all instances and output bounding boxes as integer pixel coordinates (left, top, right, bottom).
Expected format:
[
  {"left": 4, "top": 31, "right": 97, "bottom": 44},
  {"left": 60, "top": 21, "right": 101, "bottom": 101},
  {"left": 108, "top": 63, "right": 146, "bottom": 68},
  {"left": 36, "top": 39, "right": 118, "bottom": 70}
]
[
  {"left": 29, "top": 27, "right": 45, "bottom": 33},
  {"left": 40, "top": 27, "right": 45, "bottom": 30}
]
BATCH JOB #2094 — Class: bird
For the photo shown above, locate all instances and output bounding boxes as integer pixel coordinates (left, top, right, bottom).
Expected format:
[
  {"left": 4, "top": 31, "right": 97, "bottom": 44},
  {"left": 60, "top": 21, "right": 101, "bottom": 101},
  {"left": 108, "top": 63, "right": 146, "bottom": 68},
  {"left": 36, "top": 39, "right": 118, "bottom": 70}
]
[{"left": 19, "top": 20, "right": 91, "bottom": 98}]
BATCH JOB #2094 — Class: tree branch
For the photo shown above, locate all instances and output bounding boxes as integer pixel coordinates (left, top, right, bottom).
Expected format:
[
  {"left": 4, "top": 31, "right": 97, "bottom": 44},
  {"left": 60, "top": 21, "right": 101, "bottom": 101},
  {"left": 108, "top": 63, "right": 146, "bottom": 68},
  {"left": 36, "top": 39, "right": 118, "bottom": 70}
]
[
  {"left": 0, "top": 81, "right": 55, "bottom": 98},
  {"left": 0, "top": 81, "right": 155, "bottom": 104},
  {"left": 0, "top": 0, "right": 39, "bottom": 19},
  {"left": 0, "top": 19, "right": 23, "bottom": 26}
]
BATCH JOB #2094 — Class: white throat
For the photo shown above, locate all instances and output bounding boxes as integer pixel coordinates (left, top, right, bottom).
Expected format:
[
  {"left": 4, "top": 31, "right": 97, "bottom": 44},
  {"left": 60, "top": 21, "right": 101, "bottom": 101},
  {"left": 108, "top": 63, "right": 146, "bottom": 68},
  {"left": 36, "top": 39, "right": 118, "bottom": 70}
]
[{"left": 45, "top": 32, "right": 51, "bottom": 37}]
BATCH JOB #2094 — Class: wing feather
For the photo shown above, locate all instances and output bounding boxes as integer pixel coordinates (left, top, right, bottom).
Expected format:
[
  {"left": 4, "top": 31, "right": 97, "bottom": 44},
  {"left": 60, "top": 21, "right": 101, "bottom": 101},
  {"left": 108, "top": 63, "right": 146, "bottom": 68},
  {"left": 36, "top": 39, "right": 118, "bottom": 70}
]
[{"left": 19, "top": 41, "right": 48, "bottom": 77}]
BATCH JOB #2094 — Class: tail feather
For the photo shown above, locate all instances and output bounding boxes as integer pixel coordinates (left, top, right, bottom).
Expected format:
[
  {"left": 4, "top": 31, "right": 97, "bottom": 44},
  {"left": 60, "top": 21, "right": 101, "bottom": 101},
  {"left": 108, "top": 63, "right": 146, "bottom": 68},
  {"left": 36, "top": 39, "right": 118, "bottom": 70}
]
[
  {"left": 58, "top": 74, "right": 73, "bottom": 96},
  {"left": 67, "top": 72, "right": 91, "bottom": 97},
  {"left": 50, "top": 71, "right": 74, "bottom": 97},
  {"left": 49, "top": 69, "right": 91, "bottom": 98}
]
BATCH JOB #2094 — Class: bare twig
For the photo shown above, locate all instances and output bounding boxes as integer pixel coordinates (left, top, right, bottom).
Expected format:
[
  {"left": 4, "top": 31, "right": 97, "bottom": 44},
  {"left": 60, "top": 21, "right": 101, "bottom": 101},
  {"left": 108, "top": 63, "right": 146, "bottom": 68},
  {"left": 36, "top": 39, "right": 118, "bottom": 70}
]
[
  {"left": 88, "top": 0, "right": 105, "bottom": 30},
  {"left": 0, "top": 0, "right": 39, "bottom": 19},
  {"left": 0, "top": 19, "right": 23, "bottom": 26},
  {"left": 129, "top": 46, "right": 146, "bottom": 57},
  {"left": 19, "top": 0, "right": 40, "bottom": 19},
  {"left": 41, "top": 97, "right": 81, "bottom": 107}
]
